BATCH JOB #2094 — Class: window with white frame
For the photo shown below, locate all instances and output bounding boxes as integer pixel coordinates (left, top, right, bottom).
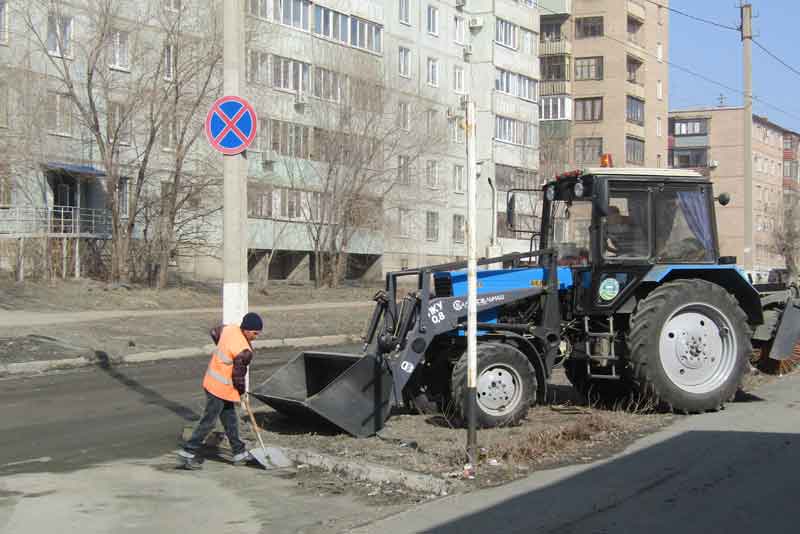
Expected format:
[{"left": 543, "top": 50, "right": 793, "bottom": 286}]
[
  {"left": 656, "top": 116, "right": 662, "bottom": 137},
  {"left": 274, "top": 0, "right": 311, "bottom": 31},
  {"left": 313, "top": 4, "right": 349, "bottom": 44},
  {"left": 0, "top": 171, "right": 12, "bottom": 206},
  {"left": 397, "top": 155, "right": 410, "bottom": 184},
  {"left": 272, "top": 56, "right": 310, "bottom": 93},
  {"left": 313, "top": 67, "right": 342, "bottom": 102},
  {"left": 248, "top": 0, "right": 268, "bottom": 19},
  {"left": 426, "top": 109, "right": 438, "bottom": 134},
  {"left": 495, "top": 116, "right": 537, "bottom": 146},
  {"left": 246, "top": 49, "right": 269, "bottom": 84},
  {"left": 257, "top": 116, "right": 269, "bottom": 151},
  {"left": 521, "top": 28, "right": 537, "bottom": 56},
  {"left": 450, "top": 118, "right": 465, "bottom": 143},
  {"left": 0, "top": 81, "right": 7, "bottom": 128},
  {"left": 248, "top": 185, "right": 273, "bottom": 218},
  {"left": 398, "top": 101, "right": 410, "bottom": 130},
  {"left": 454, "top": 16, "right": 465, "bottom": 43},
  {"left": 350, "top": 16, "right": 382, "bottom": 53},
  {"left": 626, "top": 136, "right": 645, "bottom": 165},
  {"left": 427, "top": 57, "right": 439, "bottom": 86},
  {"left": 574, "top": 137, "right": 602, "bottom": 163},
  {"left": 47, "top": 92, "right": 72, "bottom": 135},
  {"left": 107, "top": 102, "right": 131, "bottom": 145},
  {"left": 519, "top": 74, "right": 537, "bottom": 101},
  {"left": 575, "top": 16, "right": 603, "bottom": 39},
  {"left": 575, "top": 56, "right": 603, "bottom": 80},
  {"left": 0, "top": 0, "right": 8, "bottom": 44},
  {"left": 399, "top": 46, "right": 411, "bottom": 77},
  {"left": 575, "top": 97, "right": 602, "bottom": 122},
  {"left": 427, "top": 5, "right": 439, "bottom": 35},
  {"left": 426, "top": 211, "right": 439, "bottom": 241},
  {"left": 398, "top": 208, "right": 412, "bottom": 237},
  {"left": 657, "top": 80, "right": 663, "bottom": 100},
  {"left": 657, "top": 42, "right": 663, "bottom": 61},
  {"left": 452, "top": 214, "right": 465, "bottom": 243},
  {"left": 540, "top": 95, "right": 572, "bottom": 121},
  {"left": 163, "top": 42, "right": 175, "bottom": 81},
  {"left": 453, "top": 164, "right": 465, "bottom": 193},
  {"left": 399, "top": 0, "right": 410, "bottom": 25},
  {"left": 453, "top": 65, "right": 465, "bottom": 93},
  {"left": 495, "top": 19, "right": 517, "bottom": 49},
  {"left": 280, "top": 189, "right": 302, "bottom": 219},
  {"left": 161, "top": 112, "right": 179, "bottom": 149},
  {"left": 270, "top": 119, "right": 311, "bottom": 158},
  {"left": 426, "top": 160, "right": 439, "bottom": 187},
  {"left": 626, "top": 96, "right": 645, "bottom": 125},
  {"left": 495, "top": 68, "right": 538, "bottom": 102},
  {"left": 165, "top": 0, "right": 181, "bottom": 11},
  {"left": 47, "top": 12, "right": 73, "bottom": 57}
]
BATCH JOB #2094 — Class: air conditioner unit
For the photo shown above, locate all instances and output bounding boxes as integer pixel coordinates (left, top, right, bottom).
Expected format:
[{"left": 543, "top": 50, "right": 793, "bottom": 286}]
[
  {"left": 463, "top": 44, "right": 473, "bottom": 60},
  {"left": 468, "top": 17, "right": 483, "bottom": 30},
  {"left": 455, "top": 0, "right": 466, "bottom": 8}
]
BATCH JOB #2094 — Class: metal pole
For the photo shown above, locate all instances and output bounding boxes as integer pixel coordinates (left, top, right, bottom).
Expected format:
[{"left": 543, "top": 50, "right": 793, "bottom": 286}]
[
  {"left": 222, "top": 0, "right": 248, "bottom": 326},
  {"left": 465, "top": 98, "right": 478, "bottom": 473},
  {"left": 742, "top": 3, "right": 754, "bottom": 272}
]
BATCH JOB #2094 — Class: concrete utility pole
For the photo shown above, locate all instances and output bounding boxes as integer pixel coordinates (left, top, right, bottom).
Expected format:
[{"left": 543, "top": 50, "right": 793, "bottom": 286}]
[
  {"left": 741, "top": 3, "right": 754, "bottom": 271},
  {"left": 464, "top": 98, "right": 478, "bottom": 473},
  {"left": 222, "top": 0, "right": 249, "bottom": 326}
]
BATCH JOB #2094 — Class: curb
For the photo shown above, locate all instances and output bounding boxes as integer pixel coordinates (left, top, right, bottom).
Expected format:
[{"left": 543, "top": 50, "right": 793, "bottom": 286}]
[{"left": 0, "top": 334, "right": 362, "bottom": 377}]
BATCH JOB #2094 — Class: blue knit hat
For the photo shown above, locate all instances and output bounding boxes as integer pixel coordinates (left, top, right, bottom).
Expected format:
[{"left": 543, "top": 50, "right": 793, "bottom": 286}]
[{"left": 240, "top": 312, "right": 263, "bottom": 332}]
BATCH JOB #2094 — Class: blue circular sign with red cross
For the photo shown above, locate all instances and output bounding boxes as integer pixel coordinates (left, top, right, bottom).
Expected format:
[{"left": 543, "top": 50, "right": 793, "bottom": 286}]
[{"left": 205, "top": 95, "right": 258, "bottom": 155}]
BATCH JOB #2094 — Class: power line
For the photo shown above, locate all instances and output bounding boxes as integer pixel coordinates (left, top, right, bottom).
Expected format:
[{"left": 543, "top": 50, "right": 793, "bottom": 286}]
[
  {"left": 752, "top": 38, "right": 800, "bottom": 80},
  {"left": 641, "top": 0, "right": 740, "bottom": 32}
]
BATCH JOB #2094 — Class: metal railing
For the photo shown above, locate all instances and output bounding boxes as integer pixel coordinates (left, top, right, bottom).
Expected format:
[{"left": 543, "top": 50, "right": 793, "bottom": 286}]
[{"left": 0, "top": 206, "right": 112, "bottom": 237}]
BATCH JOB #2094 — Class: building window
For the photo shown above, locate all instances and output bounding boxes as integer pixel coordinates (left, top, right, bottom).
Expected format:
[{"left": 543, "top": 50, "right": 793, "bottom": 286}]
[
  {"left": 627, "top": 55, "right": 644, "bottom": 84},
  {"left": 541, "top": 56, "right": 570, "bottom": 81},
  {"left": 454, "top": 16, "right": 465, "bottom": 44},
  {"left": 495, "top": 68, "right": 536, "bottom": 101},
  {"left": 426, "top": 211, "right": 439, "bottom": 241},
  {"left": 270, "top": 119, "right": 311, "bottom": 158},
  {"left": 452, "top": 214, "right": 465, "bottom": 243},
  {"left": 107, "top": 102, "right": 131, "bottom": 145},
  {"left": 426, "top": 109, "right": 438, "bottom": 134},
  {"left": 398, "top": 155, "right": 410, "bottom": 184},
  {"left": 399, "top": 46, "right": 411, "bottom": 77},
  {"left": 427, "top": 57, "right": 439, "bottom": 86},
  {"left": 453, "top": 65, "right": 465, "bottom": 93},
  {"left": 47, "top": 12, "right": 73, "bottom": 57},
  {"left": 274, "top": 0, "right": 311, "bottom": 31},
  {"left": 454, "top": 164, "right": 465, "bottom": 193},
  {"left": 280, "top": 189, "right": 302, "bottom": 219},
  {"left": 784, "top": 161, "right": 798, "bottom": 179},
  {"left": 540, "top": 95, "right": 572, "bottom": 121},
  {"left": 626, "top": 136, "right": 645, "bottom": 165},
  {"left": 0, "top": 172, "right": 12, "bottom": 206},
  {"left": 627, "top": 16, "right": 643, "bottom": 45},
  {"left": 657, "top": 116, "right": 662, "bottom": 137},
  {"left": 575, "top": 17, "right": 603, "bottom": 39},
  {"left": 450, "top": 118, "right": 465, "bottom": 143},
  {"left": 246, "top": 49, "right": 269, "bottom": 85},
  {"left": 313, "top": 5, "right": 349, "bottom": 44},
  {"left": 118, "top": 178, "right": 130, "bottom": 218},
  {"left": 46, "top": 92, "right": 72, "bottom": 135},
  {"left": 161, "top": 113, "right": 178, "bottom": 149},
  {"left": 398, "top": 101, "right": 410, "bottom": 130},
  {"left": 657, "top": 80, "right": 663, "bottom": 100},
  {"left": 670, "top": 148, "right": 707, "bottom": 168},
  {"left": 398, "top": 208, "right": 412, "bottom": 237},
  {"left": 427, "top": 5, "right": 439, "bottom": 35},
  {"left": 495, "top": 19, "right": 518, "bottom": 49},
  {"left": 575, "top": 137, "right": 603, "bottom": 164},
  {"left": 0, "top": 81, "right": 7, "bottom": 128},
  {"left": 248, "top": 185, "right": 273, "bottom": 218},
  {"left": 163, "top": 43, "right": 175, "bottom": 81},
  {"left": 521, "top": 28, "right": 537, "bottom": 56},
  {"left": 0, "top": 0, "right": 7, "bottom": 44},
  {"left": 272, "top": 56, "right": 310, "bottom": 93},
  {"left": 426, "top": 160, "right": 439, "bottom": 187},
  {"left": 626, "top": 96, "right": 645, "bottom": 125},
  {"left": 495, "top": 164, "right": 537, "bottom": 191},
  {"left": 399, "top": 0, "right": 410, "bottom": 25},
  {"left": 350, "top": 16, "right": 382, "bottom": 53},
  {"left": 657, "top": 42, "right": 663, "bottom": 61},
  {"left": 313, "top": 67, "right": 342, "bottom": 102},
  {"left": 165, "top": 0, "right": 181, "bottom": 11},
  {"left": 672, "top": 119, "right": 707, "bottom": 136},
  {"left": 541, "top": 21, "right": 561, "bottom": 41},
  {"left": 575, "top": 57, "right": 603, "bottom": 80},
  {"left": 784, "top": 136, "right": 793, "bottom": 151},
  {"left": 495, "top": 116, "right": 537, "bottom": 147},
  {"left": 575, "top": 97, "right": 603, "bottom": 122},
  {"left": 248, "top": 0, "right": 268, "bottom": 18}
]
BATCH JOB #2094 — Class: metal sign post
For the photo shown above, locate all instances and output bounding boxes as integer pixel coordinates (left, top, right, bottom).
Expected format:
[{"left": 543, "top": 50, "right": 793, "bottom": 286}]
[{"left": 465, "top": 98, "right": 478, "bottom": 474}]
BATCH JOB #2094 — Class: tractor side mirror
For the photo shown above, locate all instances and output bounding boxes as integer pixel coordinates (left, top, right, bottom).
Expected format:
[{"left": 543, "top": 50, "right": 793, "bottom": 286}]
[
  {"left": 593, "top": 179, "right": 610, "bottom": 217},
  {"left": 717, "top": 192, "right": 731, "bottom": 206},
  {"left": 507, "top": 193, "right": 516, "bottom": 229}
]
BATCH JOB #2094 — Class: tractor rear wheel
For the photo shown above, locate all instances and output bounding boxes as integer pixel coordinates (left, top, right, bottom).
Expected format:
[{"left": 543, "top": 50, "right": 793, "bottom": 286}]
[
  {"left": 628, "top": 279, "right": 751, "bottom": 413},
  {"left": 451, "top": 343, "right": 536, "bottom": 428}
]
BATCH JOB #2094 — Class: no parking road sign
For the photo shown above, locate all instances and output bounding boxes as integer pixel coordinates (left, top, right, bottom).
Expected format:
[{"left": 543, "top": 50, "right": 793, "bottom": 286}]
[{"left": 205, "top": 95, "right": 258, "bottom": 155}]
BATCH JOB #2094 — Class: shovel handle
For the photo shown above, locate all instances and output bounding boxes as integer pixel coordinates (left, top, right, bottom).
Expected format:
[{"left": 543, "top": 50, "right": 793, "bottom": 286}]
[{"left": 243, "top": 395, "right": 268, "bottom": 451}]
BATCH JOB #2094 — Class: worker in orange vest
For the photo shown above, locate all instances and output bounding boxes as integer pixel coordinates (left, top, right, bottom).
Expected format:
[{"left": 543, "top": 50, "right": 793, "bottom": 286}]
[{"left": 178, "top": 312, "right": 263, "bottom": 469}]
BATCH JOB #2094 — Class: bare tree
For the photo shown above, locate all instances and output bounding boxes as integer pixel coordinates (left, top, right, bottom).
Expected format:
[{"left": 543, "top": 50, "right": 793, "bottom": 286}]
[{"left": 773, "top": 187, "right": 800, "bottom": 280}]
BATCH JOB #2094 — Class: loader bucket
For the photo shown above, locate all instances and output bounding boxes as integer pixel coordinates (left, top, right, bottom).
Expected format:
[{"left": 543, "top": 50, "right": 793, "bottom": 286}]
[
  {"left": 769, "top": 298, "right": 800, "bottom": 361},
  {"left": 250, "top": 351, "right": 394, "bottom": 438}
]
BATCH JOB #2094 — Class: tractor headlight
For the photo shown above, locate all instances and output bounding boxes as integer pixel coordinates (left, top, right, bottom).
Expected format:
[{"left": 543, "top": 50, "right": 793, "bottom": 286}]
[
  {"left": 598, "top": 278, "right": 621, "bottom": 301},
  {"left": 545, "top": 185, "right": 556, "bottom": 202},
  {"left": 574, "top": 181, "right": 585, "bottom": 198}
]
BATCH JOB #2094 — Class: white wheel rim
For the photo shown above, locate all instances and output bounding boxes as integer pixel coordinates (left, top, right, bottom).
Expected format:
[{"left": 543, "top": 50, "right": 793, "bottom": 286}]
[
  {"left": 658, "top": 302, "right": 738, "bottom": 395},
  {"left": 476, "top": 363, "right": 524, "bottom": 416}
]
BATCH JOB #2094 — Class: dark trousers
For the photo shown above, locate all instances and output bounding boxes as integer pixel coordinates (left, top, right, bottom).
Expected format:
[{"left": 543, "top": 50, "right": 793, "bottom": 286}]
[{"left": 185, "top": 390, "right": 246, "bottom": 456}]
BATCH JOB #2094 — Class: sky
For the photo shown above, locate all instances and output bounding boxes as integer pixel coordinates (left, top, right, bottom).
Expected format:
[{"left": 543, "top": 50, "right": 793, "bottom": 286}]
[{"left": 668, "top": 0, "right": 800, "bottom": 131}]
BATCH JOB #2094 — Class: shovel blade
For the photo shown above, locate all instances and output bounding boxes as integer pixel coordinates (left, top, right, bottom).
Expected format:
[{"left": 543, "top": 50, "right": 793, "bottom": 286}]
[
  {"left": 248, "top": 446, "right": 293, "bottom": 469},
  {"left": 770, "top": 298, "right": 800, "bottom": 361}
]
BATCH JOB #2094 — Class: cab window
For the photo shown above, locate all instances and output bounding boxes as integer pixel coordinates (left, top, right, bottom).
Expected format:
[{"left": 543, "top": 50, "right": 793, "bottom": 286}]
[
  {"left": 654, "top": 188, "right": 714, "bottom": 262},
  {"left": 603, "top": 191, "right": 651, "bottom": 259}
]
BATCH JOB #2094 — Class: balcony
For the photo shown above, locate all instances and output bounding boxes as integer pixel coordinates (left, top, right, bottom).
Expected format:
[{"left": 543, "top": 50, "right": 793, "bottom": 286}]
[
  {"left": 539, "top": 38, "right": 572, "bottom": 56},
  {"left": 0, "top": 206, "right": 112, "bottom": 237},
  {"left": 540, "top": 80, "right": 572, "bottom": 96},
  {"left": 538, "top": 0, "right": 572, "bottom": 15}
]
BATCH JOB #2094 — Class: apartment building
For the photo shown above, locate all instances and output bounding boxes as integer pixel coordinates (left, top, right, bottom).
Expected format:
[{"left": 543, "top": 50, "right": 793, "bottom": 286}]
[
  {"left": 668, "top": 107, "right": 791, "bottom": 277},
  {"left": 0, "top": 0, "right": 542, "bottom": 283},
  {"left": 538, "top": 0, "right": 669, "bottom": 180}
]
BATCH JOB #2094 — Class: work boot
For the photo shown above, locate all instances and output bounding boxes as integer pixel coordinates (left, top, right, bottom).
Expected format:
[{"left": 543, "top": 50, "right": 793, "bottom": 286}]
[
  {"left": 231, "top": 450, "right": 254, "bottom": 466},
  {"left": 177, "top": 449, "right": 203, "bottom": 470}
]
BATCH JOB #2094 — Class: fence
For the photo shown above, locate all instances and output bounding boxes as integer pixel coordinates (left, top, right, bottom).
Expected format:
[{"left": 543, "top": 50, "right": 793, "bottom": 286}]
[{"left": 0, "top": 205, "right": 112, "bottom": 237}]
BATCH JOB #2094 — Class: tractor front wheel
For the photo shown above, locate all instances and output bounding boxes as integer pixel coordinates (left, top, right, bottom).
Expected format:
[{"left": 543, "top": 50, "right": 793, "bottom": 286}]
[
  {"left": 628, "top": 279, "right": 751, "bottom": 413},
  {"left": 451, "top": 343, "right": 536, "bottom": 428}
]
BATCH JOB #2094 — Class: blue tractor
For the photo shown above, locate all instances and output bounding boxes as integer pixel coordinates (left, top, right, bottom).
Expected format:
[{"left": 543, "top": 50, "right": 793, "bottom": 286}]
[{"left": 253, "top": 168, "right": 800, "bottom": 437}]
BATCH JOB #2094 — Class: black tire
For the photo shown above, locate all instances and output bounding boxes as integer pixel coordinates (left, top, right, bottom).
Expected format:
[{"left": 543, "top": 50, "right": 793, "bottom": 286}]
[
  {"left": 628, "top": 279, "right": 751, "bottom": 413},
  {"left": 564, "top": 359, "right": 635, "bottom": 406},
  {"left": 451, "top": 343, "right": 536, "bottom": 428}
]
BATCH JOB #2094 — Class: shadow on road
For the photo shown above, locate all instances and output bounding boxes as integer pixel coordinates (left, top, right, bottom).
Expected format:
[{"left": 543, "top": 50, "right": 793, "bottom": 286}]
[
  {"left": 94, "top": 351, "right": 199, "bottom": 421},
  {"left": 422, "top": 429, "right": 800, "bottom": 534}
]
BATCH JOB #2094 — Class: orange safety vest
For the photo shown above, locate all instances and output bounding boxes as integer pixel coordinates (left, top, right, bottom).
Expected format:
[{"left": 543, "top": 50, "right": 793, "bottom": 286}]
[{"left": 202, "top": 325, "right": 251, "bottom": 402}]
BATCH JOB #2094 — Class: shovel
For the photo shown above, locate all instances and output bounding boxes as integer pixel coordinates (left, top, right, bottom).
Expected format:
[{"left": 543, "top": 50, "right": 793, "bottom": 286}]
[{"left": 242, "top": 394, "right": 292, "bottom": 469}]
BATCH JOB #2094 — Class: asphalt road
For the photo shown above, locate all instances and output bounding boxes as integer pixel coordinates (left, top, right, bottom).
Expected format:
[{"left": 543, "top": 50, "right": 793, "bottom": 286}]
[{"left": 0, "top": 349, "right": 304, "bottom": 476}]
